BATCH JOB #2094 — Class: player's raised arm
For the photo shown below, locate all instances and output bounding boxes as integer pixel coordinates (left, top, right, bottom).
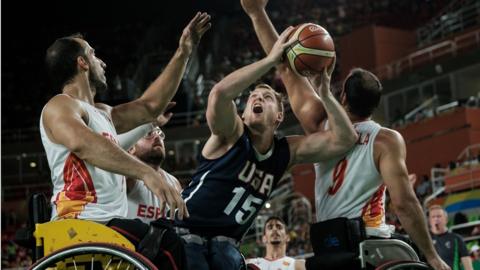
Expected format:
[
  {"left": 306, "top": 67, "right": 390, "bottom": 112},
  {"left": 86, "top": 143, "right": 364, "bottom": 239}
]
[
  {"left": 287, "top": 65, "right": 358, "bottom": 165},
  {"left": 110, "top": 12, "right": 211, "bottom": 133},
  {"left": 206, "top": 27, "right": 295, "bottom": 140},
  {"left": 241, "top": 0, "right": 330, "bottom": 134}
]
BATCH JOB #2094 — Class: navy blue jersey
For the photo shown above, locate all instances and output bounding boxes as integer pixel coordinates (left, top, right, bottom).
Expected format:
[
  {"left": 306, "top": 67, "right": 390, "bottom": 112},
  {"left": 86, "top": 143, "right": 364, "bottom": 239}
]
[{"left": 176, "top": 130, "right": 290, "bottom": 241}]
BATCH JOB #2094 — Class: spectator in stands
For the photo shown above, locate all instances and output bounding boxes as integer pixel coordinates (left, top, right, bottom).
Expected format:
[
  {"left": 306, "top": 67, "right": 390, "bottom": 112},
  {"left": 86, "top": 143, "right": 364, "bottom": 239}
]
[
  {"left": 416, "top": 174, "right": 432, "bottom": 200},
  {"left": 246, "top": 216, "right": 305, "bottom": 270},
  {"left": 428, "top": 205, "right": 474, "bottom": 270},
  {"left": 470, "top": 244, "right": 479, "bottom": 261},
  {"left": 470, "top": 244, "right": 480, "bottom": 270}
]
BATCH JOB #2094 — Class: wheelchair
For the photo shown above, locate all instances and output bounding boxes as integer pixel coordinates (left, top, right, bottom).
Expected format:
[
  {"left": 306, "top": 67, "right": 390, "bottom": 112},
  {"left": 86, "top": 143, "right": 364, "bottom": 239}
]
[
  {"left": 17, "top": 193, "right": 158, "bottom": 270},
  {"left": 304, "top": 218, "right": 432, "bottom": 270},
  {"left": 300, "top": 239, "right": 432, "bottom": 270},
  {"left": 358, "top": 238, "right": 430, "bottom": 270}
]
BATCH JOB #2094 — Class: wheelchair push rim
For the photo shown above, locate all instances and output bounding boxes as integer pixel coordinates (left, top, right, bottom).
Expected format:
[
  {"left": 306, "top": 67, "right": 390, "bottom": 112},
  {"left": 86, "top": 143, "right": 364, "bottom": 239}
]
[{"left": 29, "top": 242, "right": 157, "bottom": 270}]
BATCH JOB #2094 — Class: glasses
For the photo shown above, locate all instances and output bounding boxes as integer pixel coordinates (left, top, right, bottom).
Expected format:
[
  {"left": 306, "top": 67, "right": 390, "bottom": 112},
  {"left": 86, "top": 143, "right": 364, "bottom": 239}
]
[{"left": 145, "top": 127, "right": 165, "bottom": 140}]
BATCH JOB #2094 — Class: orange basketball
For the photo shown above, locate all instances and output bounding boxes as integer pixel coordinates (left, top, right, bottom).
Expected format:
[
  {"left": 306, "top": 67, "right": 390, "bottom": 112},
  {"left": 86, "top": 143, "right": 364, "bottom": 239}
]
[{"left": 285, "top": 23, "right": 335, "bottom": 76}]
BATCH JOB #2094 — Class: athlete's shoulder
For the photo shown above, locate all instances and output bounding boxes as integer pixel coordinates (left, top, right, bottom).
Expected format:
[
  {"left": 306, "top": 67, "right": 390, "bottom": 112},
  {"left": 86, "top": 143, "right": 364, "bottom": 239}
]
[
  {"left": 375, "top": 127, "right": 405, "bottom": 146},
  {"left": 45, "top": 94, "right": 80, "bottom": 109},
  {"left": 95, "top": 102, "right": 113, "bottom": 114},
  {"left": 43, "top": 94, "right": 87, "bottom": 120}
]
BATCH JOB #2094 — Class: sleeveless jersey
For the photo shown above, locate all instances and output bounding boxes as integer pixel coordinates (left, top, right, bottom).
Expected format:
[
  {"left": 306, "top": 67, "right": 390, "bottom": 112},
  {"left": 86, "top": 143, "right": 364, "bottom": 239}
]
[
  {"left": 39, "top": 96, "right": 127, "bottom": 223},
  {"left": 246, "top": 256, "right": 296, "bottom": 270},
  {"left": 176, "top": 130, "right": 291, "bottom": 241},
  {"left": 127, "top": 171, "right": 179, "bottom": 223},
  {"left": 314, "top": 120, "right": 394, "bottom": 237}
]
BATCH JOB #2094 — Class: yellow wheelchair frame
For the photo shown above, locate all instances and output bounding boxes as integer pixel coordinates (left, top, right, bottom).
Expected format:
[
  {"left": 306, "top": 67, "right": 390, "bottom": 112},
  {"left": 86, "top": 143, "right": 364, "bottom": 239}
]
[
  {"left": 34, "top": 219, "right": 134, "bottom": 256},
  {"left": 30, "top": 219, "right": 156, "bottom": 270}
]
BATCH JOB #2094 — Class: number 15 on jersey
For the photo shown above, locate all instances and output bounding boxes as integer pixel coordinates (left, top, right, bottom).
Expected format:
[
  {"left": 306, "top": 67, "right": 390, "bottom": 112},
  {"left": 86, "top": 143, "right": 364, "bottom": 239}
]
[{"left": 223, "top": 187, "right": 263, "bottom": 224}]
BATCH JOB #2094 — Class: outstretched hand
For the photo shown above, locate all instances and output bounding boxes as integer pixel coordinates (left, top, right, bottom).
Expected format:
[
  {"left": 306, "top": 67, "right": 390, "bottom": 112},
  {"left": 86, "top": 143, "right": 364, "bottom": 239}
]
[
  {"left": 179, "top": 12, "right": 211, "bottom": 54},
  {"left": 308, "top": 56, "right": 336, "bottom": 97},
  {"left": 266, "top": 26, "right": 296, "bottom": 65},
  {"left": 154, "top": 102, "right": 175, "bottom": 127},
  {"left": 143, "top": 169, "right": 189, "bottom": 220}
]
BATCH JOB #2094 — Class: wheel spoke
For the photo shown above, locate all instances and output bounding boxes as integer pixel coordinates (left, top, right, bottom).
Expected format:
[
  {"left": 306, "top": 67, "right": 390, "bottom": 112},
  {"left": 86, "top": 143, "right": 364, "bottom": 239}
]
[
  {"left": 116, "top": 259, "right": 123, "bottom": 270},
  {"left": 31, "top": 244, "right": 153, "bottom": 270},
  {"left": 104, "top": 256, "right": 113, "bottom": 270}
]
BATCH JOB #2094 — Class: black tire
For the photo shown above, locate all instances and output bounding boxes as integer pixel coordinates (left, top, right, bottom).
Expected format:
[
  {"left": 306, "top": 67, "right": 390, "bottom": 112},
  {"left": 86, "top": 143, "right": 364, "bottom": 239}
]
[
  {"left": 375, "top": 260, "right": 431, "bottom": 270},
  {"left": 29, "top": 242, "right": 158, "bottom": 270}
]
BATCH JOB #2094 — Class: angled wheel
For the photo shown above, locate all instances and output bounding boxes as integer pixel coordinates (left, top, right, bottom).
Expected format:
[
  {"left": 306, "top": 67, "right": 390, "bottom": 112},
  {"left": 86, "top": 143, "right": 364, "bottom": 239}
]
[
  {"left": 29, "top": 242, "right": 157, "bottom": 270},
  {"left": 375, "top": 260, "right": 431, "bottom": 270}
]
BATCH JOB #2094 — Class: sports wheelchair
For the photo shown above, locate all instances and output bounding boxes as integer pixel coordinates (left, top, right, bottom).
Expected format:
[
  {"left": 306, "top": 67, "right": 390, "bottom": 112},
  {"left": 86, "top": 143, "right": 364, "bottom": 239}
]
[
  {"left": 302, "top": 217, "right": 432, "bottom": 270},
  {"left": 17, "top": 193, "right": 157, "bottom": 270}
]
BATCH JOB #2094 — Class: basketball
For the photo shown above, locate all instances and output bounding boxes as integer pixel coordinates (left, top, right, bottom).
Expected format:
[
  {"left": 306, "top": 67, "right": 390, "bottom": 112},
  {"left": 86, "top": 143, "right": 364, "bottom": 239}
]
[{"left": 285, "top": 23, "right": 335, "bottom": 76}]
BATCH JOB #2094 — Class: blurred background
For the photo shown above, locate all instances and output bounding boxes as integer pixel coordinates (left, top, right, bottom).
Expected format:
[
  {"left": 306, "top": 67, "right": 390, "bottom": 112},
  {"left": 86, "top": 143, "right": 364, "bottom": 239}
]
[{"left": 2, "top": 0, "right": 480, "bottom": 268}]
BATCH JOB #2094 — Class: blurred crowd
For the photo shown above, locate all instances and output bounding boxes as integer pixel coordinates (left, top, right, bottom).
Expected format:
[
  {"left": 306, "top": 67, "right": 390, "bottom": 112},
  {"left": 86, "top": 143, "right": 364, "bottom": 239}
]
[
  {"left": 2, "top": 0, "right": 452, "bottom": 132},
  {"left": 1, "top": 212, "right": 31, "bottom": 268}
]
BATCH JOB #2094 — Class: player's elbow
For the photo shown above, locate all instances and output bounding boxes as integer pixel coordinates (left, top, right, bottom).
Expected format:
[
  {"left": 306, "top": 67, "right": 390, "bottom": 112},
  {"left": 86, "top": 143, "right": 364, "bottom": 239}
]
[
  {"left": 68, "top": 139, "right": 91, "bottom": 161},
  {"left": 208, "top": 85, "right": 233, "bottom": 108},
  {"left": 210, "top": 84, "right": 228, "bottom": 100},
  {"left": 67, "top": 133, "right": 104, "bottom": 161},
  {"left": 332, "top": 131, "right": 358, "bottom": 153},
  {"left": 141, "top": 98, "right": 163, "bottom": 121},
  {"left": 343, "top": 129, "right": 359, "bottom": 148}
]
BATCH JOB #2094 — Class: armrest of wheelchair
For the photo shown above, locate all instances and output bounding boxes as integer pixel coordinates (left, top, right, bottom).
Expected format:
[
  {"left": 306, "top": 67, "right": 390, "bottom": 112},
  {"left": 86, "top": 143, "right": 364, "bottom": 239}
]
[{"left": 34, "top": 219, "right": 135, "bottom": 257}]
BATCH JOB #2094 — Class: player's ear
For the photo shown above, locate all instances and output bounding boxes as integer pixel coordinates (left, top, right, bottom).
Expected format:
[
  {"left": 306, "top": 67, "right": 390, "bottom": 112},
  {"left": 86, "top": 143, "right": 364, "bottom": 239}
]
[
  {"left": 262, "top": 234, "right": 267, "bottom": 245},
  {"left": 276, "top": 111, "right": 284, "bottom": 123},
  {"left": 128, "top": 146, "right": 136, "bottom": 155},
  {"left": 77, "top": 56, "right": 89, "bottom": 71}
]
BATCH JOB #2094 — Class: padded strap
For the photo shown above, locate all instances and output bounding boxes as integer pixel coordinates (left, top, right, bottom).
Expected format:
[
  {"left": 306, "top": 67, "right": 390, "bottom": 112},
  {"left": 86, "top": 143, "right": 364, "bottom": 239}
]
[{"left": 138, "top": 225, "right": 167, "bottom": 261}]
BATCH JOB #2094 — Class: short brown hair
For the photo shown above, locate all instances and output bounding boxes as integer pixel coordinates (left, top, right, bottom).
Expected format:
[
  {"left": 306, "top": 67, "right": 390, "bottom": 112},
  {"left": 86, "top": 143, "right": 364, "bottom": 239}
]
[{"left": 45, "top": 33, "right": 86, "bottom": 92}]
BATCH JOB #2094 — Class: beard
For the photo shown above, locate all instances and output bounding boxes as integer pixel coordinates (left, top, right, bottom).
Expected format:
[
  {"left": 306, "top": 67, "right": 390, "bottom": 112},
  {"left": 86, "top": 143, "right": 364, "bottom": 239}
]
[
  {"left": 89, "top": 69, "right": 108, "bottom": 93},
  {"left": 140, "top": 151, "right": 165, "bottom": 167}
]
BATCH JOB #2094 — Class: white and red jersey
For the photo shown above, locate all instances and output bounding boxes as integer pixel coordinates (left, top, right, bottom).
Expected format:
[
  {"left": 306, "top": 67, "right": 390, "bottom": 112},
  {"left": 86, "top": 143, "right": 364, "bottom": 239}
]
[
  {"left": 246, "top": 256, "right": 296, "bottom": 270},
  {"left": 127, "top": 171, "right": 179, "bottom": 223},
  {"left": 315, "top": 120, "right": 394, "bottom": 238},
  {"left": 39, "top": 95, "right": 127, "bottom": 223}
]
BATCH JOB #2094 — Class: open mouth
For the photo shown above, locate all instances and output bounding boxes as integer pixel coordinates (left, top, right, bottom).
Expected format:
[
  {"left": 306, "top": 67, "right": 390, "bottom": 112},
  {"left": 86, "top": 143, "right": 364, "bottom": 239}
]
[{"left": 253, "top": 103, "right": 263, "bottom": 114}]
